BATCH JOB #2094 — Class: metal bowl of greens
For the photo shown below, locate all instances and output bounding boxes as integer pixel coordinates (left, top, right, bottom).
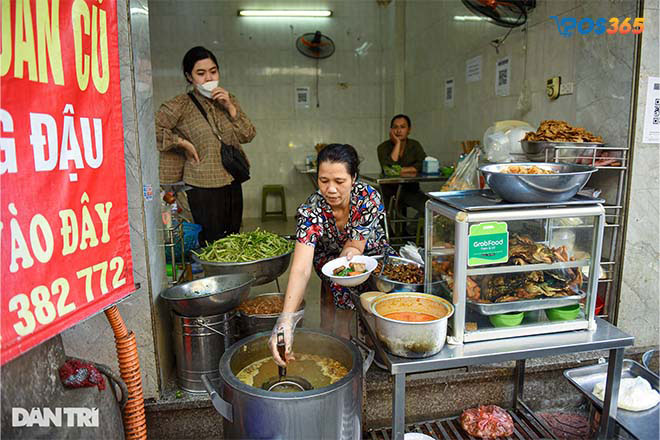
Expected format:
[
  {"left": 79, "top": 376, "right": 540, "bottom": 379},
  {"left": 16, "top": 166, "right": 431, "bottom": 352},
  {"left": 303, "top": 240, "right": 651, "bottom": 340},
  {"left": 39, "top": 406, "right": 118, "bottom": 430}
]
[
  {"left": 160, "top": 273, "right": 255, "bottom": 316},
  {"left": 191, "top": 229, "right": 295, "bottom": 286}
]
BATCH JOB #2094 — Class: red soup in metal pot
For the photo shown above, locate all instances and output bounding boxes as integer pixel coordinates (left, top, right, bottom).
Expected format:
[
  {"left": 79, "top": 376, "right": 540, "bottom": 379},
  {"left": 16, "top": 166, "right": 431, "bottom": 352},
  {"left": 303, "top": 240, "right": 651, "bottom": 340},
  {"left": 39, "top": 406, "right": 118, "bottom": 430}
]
[{"left": 384, "top": 312, "right": 438, "bottom": 322}]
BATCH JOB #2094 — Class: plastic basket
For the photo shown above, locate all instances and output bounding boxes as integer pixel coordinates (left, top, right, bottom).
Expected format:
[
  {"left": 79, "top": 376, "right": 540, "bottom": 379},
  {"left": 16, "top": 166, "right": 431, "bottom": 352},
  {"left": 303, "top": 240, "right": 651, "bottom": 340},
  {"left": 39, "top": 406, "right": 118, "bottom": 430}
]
[{"left": 165, "top": 222, "right": 202, "bottom": 263}]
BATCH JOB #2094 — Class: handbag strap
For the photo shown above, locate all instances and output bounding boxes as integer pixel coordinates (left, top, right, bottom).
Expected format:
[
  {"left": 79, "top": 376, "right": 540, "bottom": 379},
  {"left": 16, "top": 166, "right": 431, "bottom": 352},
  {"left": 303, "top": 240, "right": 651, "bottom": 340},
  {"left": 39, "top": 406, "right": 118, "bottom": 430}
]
[
  {"left": 188, "top": 92, "right": 208, "bottom": 120},
  {"left": 188, "top": 92, "right": 221, "bottom": 141}
]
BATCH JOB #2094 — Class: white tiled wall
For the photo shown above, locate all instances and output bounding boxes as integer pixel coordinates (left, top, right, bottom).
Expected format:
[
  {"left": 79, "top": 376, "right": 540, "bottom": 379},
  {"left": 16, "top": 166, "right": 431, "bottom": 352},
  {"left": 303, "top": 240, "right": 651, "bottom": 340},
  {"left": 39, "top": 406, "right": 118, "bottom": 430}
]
[
  {"left": 403, "top": 0, "right": 585, "bottom": 166},
  {"left": 149, "top": 0, "right": 396, "bottom": 219},
  {"left": 149, "top": 0, "right": 638, "bottom": 219}
]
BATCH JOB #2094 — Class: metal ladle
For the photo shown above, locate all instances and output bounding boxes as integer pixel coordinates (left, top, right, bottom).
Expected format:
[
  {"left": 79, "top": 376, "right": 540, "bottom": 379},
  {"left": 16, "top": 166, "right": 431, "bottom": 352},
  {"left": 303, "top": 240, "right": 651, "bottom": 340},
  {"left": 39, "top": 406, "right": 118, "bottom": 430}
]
[{"left": 262, "top": 331, "right": 313, "bottom": 392}]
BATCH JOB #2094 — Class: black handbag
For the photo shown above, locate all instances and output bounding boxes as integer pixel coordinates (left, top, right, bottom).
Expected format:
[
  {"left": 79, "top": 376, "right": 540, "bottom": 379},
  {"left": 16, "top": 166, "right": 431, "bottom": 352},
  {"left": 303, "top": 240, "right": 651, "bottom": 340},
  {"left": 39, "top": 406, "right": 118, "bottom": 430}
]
[{"left": 188, "top": 93, "right": 250, "bottom": 184}]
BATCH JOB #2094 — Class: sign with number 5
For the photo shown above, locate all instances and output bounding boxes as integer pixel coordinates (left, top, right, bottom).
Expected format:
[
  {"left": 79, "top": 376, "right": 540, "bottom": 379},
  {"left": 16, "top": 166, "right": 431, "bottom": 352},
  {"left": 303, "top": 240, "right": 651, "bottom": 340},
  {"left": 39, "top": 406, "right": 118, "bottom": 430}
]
[{"left": 551, "top": 16, "right": 644, "bottom": 37}]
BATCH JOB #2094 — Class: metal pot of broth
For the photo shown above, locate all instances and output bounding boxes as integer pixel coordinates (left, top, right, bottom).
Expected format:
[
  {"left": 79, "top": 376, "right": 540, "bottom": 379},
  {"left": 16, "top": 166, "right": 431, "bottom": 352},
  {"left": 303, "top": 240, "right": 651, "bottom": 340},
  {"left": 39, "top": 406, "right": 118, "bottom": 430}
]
[
  {"left": 371, "top": 292, "right": 454, "bottom": 358},
  {"left": 236, "top": 293, "right": 305, "bottom": 338},
  {"left": 202, "top": 329, "right": 363, "bottom": 439}
]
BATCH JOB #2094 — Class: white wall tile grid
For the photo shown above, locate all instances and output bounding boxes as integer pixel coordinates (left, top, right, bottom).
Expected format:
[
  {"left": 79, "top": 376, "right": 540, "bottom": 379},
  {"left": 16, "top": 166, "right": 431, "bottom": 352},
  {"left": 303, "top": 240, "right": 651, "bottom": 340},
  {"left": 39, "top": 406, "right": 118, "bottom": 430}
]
[{"left": 149, "top": 0, "right": 397, "bottom": 218}]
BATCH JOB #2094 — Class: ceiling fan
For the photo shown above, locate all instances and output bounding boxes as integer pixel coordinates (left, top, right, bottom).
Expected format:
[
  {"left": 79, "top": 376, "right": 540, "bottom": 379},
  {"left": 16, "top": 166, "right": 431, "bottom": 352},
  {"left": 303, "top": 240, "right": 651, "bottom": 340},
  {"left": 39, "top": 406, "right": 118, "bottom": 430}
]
[{"left": 461, "top": 0, "right": 536, "bottom": 27}]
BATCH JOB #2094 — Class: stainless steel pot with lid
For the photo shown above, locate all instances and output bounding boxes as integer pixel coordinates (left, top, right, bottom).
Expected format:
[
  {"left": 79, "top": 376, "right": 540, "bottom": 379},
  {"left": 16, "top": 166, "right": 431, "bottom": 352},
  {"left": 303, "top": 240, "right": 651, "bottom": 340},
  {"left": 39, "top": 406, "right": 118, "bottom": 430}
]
[{"left": 202, "top": 329, "right": 366, "bottom": 439}]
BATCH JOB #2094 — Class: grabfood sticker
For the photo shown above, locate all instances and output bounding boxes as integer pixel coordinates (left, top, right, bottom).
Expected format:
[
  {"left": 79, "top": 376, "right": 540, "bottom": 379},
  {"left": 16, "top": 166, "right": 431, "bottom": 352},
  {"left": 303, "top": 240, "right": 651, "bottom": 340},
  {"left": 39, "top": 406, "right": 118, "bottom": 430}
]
[{"left": 468, "top": 222, "right": 509, "bottom": 266}]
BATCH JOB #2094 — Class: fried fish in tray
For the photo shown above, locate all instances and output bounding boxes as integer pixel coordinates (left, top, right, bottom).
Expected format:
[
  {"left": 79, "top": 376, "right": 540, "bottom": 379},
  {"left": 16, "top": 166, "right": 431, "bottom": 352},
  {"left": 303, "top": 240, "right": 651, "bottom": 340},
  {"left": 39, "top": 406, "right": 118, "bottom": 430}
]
[
  {"left": 475, "top": 234, "right": 583, "bottom": 303},
  {"left": 435, "top": 234, "right": 583, "bottom": 304}
]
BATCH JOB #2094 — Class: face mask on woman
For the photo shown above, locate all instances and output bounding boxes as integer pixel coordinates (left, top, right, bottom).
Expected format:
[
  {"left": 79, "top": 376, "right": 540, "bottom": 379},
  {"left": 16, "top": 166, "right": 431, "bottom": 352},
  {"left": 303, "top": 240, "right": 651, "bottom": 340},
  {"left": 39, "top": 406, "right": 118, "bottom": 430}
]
[{"left": 196, "top": 80, "right": 218, "bottom": 98}]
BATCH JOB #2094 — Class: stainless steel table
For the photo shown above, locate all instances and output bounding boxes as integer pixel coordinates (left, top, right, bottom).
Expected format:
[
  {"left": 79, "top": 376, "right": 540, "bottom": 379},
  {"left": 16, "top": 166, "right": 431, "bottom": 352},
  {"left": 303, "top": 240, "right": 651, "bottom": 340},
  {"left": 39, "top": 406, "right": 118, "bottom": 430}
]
[
  {"left": 356, "top": 301, "right": 634, "bottom": 440},
  {"left": 294, "top": 164, "right": 318, "bottom": 188},
  {"left": 360, "top": 173, "right": 449, "bottom": 186},
  {"left": 360, "top": 174, "right": 448, "bottom": 243}
]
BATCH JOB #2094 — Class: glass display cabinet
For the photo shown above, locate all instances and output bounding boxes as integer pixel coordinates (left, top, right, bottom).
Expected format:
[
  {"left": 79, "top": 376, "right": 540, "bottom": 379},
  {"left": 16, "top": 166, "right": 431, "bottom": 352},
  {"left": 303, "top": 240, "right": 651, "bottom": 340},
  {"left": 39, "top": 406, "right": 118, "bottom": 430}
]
[{"left": 424, "top": 190, "right": 605, "bottom": 344}]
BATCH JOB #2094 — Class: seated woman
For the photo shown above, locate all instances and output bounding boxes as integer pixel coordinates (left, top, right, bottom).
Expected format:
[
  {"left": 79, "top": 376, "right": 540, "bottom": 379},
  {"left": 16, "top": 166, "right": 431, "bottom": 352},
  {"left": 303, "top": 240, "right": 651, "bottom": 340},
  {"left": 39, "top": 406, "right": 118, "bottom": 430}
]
[
  {"left": 269, "top": 144, "right": 394, "bottom": 366},
  {"left": 377, "top": 114, "right": 428, "bottom": 218}
]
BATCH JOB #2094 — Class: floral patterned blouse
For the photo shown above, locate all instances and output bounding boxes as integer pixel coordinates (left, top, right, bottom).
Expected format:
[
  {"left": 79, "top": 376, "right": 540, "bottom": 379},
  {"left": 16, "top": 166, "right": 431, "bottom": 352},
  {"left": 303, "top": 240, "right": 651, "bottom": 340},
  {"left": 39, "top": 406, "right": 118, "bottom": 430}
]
[{"left": 296, "top": 181, "right": 395, "bottom": 309}]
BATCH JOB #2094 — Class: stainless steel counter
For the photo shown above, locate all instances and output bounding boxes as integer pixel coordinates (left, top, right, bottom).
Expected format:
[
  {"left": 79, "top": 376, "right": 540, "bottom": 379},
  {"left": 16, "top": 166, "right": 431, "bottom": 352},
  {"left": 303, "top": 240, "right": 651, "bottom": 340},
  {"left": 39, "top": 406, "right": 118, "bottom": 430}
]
[
  {"left": 360, "top": 173, "right": 448, "bottom": 186},
  {"left": 355, "top": 299, "right": 634, "bottom": 440},
  {"left": 294, "top": 164, "right": 318, "bottom": 188}
]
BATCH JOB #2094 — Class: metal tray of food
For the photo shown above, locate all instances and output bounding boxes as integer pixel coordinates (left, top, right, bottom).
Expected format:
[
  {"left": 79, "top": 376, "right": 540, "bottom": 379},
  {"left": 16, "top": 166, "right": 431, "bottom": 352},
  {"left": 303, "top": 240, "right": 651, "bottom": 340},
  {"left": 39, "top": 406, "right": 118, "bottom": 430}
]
[
  {"left": 428, "top": 189, "right": 604, "bottom": 211},
  {"left": 466, "top": 290, "right": 586, "bottom": 315},
  {"left": 563, "top": 360, "right": 659, "bottom": 440},
  {"left": 521, "top": 140, "right": 603, "bottom": 152},
  {"left": 521, "top": 140, "right": 604, "bottom": 161}
]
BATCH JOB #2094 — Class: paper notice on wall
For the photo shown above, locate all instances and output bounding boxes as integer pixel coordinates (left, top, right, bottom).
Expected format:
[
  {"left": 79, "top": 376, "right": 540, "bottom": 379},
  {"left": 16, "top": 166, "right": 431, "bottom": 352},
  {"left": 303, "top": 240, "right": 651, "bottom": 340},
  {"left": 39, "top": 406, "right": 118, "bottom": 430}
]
[
  {"left": 444, "top": 78, "right": 455, "bottom": 107},
  {"left": 466, "top": 56, "right": 482, "bottom": 83},
  {"left": 295, "top": 87, "right": 310, "bottom": 108},
  {"left": 495, "top": 57, "right": 511, "bottom": 96},
  {"left": 642, "top": 76, "right": 660, "bottom": 144}
]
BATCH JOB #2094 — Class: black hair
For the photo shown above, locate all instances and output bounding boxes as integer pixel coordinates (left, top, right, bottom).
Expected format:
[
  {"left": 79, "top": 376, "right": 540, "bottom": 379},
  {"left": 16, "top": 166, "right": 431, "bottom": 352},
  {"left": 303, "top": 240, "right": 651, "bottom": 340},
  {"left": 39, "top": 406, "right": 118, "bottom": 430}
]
[
  {"left": 182, "top": 46, "right": 219, "bottom": 84},
  {"left": 316, "top": 144, "right": 360, "bottom": 179},
  {"left": 390, "top": 114, "right": 412, "bottom": 128}
]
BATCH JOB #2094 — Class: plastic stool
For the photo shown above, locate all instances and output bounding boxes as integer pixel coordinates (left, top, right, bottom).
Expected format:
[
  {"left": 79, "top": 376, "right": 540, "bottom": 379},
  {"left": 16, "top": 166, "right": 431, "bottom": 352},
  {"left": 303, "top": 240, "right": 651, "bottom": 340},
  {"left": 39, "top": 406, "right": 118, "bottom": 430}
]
[{"left": 261, "top": 185, "right": 287, "bottom": 221}]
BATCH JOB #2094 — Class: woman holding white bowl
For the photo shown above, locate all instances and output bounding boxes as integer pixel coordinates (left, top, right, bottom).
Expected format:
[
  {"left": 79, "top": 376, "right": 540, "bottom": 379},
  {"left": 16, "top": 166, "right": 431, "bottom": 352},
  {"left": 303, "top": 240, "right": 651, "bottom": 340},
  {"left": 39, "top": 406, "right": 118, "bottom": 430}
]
[{"left": 270, "top": 144, "right": 394, "bottom": 367}]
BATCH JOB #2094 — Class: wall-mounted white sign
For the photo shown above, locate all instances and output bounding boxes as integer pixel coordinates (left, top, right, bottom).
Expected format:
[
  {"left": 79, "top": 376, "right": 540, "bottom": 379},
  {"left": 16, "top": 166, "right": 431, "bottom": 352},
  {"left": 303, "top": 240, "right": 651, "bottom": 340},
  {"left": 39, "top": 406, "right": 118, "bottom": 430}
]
[
  {"left": 642, "top": 76, "right": 660, "bottom": 144},
  {"left": 295, "top": 87, "right": 310, "bottom": 108},
  {"left": 466, "top": 56, "right": 482, "bottom": 83},
  {"left": 495, "top": 57, "right": 510, "bottom": 97},
  {"left": 444, "top": 78, "right": 455, "bottom": 107}
]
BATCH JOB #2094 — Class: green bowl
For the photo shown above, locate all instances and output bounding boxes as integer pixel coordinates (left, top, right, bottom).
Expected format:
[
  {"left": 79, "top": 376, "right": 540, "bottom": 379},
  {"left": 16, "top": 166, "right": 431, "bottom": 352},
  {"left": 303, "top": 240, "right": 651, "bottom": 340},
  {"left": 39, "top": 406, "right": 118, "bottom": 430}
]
[
  {"left": 489, "top": 311, "right": 524, "bottom": 327},
  {"left": 545, "top": 304, "right": 580, "bottom": 321}
]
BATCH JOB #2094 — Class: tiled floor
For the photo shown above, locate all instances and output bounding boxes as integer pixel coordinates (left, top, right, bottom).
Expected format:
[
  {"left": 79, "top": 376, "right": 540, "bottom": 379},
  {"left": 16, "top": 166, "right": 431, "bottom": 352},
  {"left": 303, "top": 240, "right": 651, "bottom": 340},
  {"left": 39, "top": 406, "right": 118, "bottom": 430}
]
[{"left": 241, "top": 217, "right": 322, "bottom": 330}]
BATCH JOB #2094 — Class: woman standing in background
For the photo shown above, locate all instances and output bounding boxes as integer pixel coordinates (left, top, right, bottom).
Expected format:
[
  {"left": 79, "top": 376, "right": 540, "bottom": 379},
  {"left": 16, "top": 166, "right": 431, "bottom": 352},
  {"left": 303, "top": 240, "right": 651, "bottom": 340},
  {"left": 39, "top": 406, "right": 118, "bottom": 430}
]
[{"left": 156, "top": 46, "right": 256, "bottom": 244}]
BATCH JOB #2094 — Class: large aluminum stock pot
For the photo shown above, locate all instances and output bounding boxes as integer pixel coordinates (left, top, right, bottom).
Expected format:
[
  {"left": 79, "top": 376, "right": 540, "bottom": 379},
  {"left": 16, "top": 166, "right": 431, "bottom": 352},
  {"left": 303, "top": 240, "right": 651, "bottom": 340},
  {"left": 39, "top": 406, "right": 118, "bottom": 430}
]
[{"left": 202, "top": 329, "right": 364, "bottom": 440}]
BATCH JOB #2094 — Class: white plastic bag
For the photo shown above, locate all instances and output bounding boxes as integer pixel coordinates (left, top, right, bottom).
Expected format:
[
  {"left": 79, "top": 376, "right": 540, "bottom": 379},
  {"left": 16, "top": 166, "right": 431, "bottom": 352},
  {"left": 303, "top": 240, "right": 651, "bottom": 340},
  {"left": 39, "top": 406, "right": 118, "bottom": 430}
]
[
  {"left": 441, "top": 148, "right": 480, "bottom": 191},
  {"left": 399, "top": 242, "right": 424, "bottom": 266},
  {"left": 482, "top": 120, "right": 535, "bottom": 162}
]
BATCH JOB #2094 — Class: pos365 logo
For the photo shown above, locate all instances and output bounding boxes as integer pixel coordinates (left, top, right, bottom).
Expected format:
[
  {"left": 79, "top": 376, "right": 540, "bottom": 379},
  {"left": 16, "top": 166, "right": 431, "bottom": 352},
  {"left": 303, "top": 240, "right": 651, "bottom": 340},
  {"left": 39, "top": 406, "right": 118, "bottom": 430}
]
[{"left": 551, "top": 16, "right": 645, "bottom": 37}]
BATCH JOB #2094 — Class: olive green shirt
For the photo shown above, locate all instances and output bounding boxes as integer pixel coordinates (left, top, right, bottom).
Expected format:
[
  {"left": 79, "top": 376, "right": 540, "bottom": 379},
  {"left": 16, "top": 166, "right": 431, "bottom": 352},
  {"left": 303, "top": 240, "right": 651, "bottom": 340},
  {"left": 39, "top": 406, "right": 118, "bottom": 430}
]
[{"left": 377, "top": 138, "right": 426, "bottom": 173}]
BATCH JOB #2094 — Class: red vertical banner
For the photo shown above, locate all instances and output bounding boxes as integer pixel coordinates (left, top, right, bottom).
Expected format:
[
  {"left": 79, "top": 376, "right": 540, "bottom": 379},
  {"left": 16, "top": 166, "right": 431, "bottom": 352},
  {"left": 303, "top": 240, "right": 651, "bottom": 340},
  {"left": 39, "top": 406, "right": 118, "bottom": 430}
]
[{"left": 1, "top": 0, "right": 135, "bottom": 364}]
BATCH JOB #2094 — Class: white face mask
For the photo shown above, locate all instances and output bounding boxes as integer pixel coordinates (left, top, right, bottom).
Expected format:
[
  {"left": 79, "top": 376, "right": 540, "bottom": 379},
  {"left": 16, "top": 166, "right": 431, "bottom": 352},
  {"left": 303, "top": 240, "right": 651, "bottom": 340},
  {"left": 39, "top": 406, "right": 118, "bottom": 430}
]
[{"left": 196, "top": 80, "right": 218, "bottom": 98}]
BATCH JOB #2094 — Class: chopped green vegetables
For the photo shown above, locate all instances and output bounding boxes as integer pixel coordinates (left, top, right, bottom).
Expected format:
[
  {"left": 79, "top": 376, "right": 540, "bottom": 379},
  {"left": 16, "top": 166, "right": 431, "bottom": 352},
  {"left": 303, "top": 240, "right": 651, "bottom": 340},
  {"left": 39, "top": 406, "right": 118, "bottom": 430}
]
[
  {"left": 192, "top": 228, "right": 294, "bottom": 263},
  {"left": 383, "top": 164, "right": 402, "bottom": 177}
]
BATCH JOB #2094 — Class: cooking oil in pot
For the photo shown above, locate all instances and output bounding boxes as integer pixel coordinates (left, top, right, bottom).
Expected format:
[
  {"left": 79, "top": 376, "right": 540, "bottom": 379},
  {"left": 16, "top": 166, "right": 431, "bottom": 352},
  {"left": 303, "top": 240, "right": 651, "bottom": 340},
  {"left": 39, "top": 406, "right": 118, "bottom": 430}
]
[{"left": 236, "top": 354, "right": 348, "bottom": 392}]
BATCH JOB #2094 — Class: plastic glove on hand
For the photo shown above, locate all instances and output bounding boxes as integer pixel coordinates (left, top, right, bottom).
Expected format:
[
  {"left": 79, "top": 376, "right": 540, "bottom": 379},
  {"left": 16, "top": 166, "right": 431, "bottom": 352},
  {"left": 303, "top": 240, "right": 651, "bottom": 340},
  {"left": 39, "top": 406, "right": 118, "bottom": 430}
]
[{"left": 269, "top": 310, "right": 304, "bottom": 367}]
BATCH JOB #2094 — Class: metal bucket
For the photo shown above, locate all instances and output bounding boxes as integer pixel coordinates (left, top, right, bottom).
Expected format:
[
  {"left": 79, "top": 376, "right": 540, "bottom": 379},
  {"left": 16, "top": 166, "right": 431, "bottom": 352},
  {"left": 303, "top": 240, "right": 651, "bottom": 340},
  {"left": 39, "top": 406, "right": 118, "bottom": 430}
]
[
  {"left": 172, "top": 311, "right": 237, "bottom": 393},
  {"left": 202, "top": 329, "right": 365, "bottom": 439}
]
